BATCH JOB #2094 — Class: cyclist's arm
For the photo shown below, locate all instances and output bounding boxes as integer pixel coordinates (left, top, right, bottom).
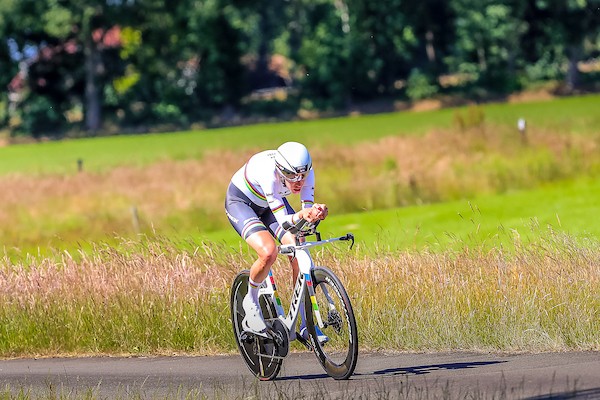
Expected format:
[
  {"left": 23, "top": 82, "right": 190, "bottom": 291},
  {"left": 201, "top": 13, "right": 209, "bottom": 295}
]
[
  {"left": 262, "top": 179, "right": 295, "bottom": 227},
  {"left": 298, "top": 171, "right": 327, "bottom": 221},
  {"left": 300, "top": 170, "right": 315, "bottom": 209},
  {"left": 263, "top": 170, "right": 326, "bottom": 229},
  {"left": 266, "top": 191, "right": 325, "bottom": 227}
]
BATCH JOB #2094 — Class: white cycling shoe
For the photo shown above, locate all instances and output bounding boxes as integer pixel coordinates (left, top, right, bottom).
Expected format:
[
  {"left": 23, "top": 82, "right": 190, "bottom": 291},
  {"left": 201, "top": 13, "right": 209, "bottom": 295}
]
[
  {"left": 242, "top": 294, "right": 267, "bottom": 334},
  {"left": 300, "top": 325, "right": 329, "bottom": 345}
]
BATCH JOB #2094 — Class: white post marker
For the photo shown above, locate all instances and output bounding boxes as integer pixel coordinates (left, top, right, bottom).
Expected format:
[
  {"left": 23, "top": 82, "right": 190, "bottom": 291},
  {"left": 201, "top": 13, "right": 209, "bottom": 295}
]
[{"left": 518, "top": 117, "right": 527, "bottom": 144}]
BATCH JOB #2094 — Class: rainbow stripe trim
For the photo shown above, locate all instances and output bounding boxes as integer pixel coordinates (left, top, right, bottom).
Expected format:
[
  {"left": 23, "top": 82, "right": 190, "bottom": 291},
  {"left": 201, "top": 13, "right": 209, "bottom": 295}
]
[
  {"left": 310, "top": 295, "right": 318, "bottom": 310},
  {"left": 244, "top": 166, "right": 266, "bottom": 201},
  {"left": 272, "top": 204, "right": 285, "bottom": 213},
  {"left": 241, "top": 220, "right": 266, "bottom": 239},
  {"left": 302, "top": 200, "right": 314, "bottom": 208},
  {"left": 304, "top": 273, "right": 312, "bottom": 285},
  {"left": 275, "top": 225, "right": 285, "bottom": 242},
  {"left": 305, "top": 273, "right": 319, "bottom": 311},
  {"left": 269, "top": 273, "right": 282, "bottom": 306}
]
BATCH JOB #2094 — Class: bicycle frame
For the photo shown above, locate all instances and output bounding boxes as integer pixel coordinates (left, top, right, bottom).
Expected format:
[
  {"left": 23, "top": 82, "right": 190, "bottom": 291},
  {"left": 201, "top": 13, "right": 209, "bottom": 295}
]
[{"left": 258, "top": 234, "right": 354, "bottom": 337}]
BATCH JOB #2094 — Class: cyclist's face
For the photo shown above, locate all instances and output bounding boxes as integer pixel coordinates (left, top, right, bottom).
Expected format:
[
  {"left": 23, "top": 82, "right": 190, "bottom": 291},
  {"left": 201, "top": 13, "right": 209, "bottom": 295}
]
[{"left": 285, "top": 177, "right": 305, "bottom": 194}]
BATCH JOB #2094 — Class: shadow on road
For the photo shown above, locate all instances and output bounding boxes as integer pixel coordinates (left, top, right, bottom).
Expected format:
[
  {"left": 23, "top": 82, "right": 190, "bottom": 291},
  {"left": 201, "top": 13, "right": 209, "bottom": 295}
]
[
  {"left": 524, "top": 387, "right": 600, "bottom": 400},
  {"left": 371, "top": 360, "right": 507, "bottom": 377},
  {"left": 277, "top": 359, "right": 507, "bottom": 381},
  {"left": 277, "top": 373, "right": 330, "bottom": 381}
]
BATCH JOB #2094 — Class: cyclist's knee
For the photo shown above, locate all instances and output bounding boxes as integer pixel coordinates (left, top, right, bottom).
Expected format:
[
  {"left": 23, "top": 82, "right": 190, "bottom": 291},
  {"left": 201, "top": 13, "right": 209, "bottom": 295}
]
[
  {"left": 247, "top": 231, "right": 278, "bottom": 267},
  {"left": 256, "top": 244, "right": 278, "bottom": 266}
]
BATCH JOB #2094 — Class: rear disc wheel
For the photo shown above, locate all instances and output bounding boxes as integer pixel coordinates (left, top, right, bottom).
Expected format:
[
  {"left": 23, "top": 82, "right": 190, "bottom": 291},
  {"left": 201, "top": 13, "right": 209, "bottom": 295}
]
[{"left": 230, "top": 270, "right": 283, "bottom": 380}]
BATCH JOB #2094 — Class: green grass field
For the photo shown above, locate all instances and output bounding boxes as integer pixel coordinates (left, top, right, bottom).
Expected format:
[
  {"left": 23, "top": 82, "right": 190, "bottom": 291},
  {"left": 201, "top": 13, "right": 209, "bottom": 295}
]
[
  {"left": 1, "top": 94, "right": 598, "bottom": 176},
  {"left": 198, "top": 176, "right": 600, "bottom": 253}
]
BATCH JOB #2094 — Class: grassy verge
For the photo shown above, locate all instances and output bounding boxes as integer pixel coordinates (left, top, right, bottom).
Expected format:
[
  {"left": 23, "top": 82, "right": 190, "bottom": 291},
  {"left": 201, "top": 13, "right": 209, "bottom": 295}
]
[
  {"left": 1, "top": 231, "right": 598, "bottom": 358},
  {"left": 2, "top": 108, "right": 600, "bottom": 253},
  {"left": 0, "top": 94, "right": 598, "bottom": 177}
]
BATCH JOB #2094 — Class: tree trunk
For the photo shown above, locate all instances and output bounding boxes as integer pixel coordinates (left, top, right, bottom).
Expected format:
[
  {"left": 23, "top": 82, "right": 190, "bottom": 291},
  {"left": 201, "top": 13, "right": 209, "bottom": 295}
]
[
  {"left": 425, "top": 30, "right": 436, "bottom": 63},
  {"left": 566, "top": 43, "right": 582, "bottom": 91},
  {"left": 84, "top": 35, "right": 102, "bottom": 133}
]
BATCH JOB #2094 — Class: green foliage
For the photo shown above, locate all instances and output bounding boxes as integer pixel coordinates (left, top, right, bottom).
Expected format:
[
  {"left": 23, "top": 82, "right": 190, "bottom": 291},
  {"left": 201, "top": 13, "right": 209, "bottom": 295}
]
[
  {"left": 0, "top": 98, "right": 7, "bottom": 124},
  {"left": 449, "top": 0, "right": 526, "bottom": 91},
  {"left": 42, "top": 6, "right": 73, "bottom": 38},
  {"left": 119, "top": 26, "right": 143, "bottom": 59},
  {"left": 152, "top": 103, "right": 185, "bottom": 125},
  {"left": 112, "top": 65, "right": 140, "bottom": 95},
  {"left": 19, "top": 95, "right": 65, "bottom": 136},
  {"left": 523, "top": 50, "right": 565, "bottom": 82},
  {"left": 406, "top": 68, "right": 439, "bottom": 101},
  {"left": 0, "top": 0, "right": 599, "bottom": 135}
]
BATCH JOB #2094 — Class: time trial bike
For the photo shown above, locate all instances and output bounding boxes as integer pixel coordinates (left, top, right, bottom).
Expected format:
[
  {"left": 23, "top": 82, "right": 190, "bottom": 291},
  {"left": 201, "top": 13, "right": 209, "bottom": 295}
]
[{"left": 229, "top": 219, "right": 359, "bottom": 380}]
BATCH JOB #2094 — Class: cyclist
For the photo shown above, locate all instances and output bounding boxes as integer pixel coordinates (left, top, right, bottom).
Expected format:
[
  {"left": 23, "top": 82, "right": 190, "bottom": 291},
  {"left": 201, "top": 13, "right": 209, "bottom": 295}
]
[{"left": 225, "top": 141, "right": 328, "bottom": 342}]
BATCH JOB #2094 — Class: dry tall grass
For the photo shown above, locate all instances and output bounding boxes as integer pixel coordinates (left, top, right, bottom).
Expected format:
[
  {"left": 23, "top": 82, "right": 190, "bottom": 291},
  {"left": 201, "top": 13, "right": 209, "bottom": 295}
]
[
  {"left": 0, "top": 232, "right": 598, "bottom": 357},
  {"left": 316, "top": 120, "right": 600, "bottom": 212},
  {"left": 348, "top": 232, "right": 600, "bottom": 352},
  {"left": 1, "top": 120, "right": 599, "bottom": 249},
  {"left": 0, "top": 238, "right": 244, "bottom": 356},
  {"left": 0, "top": 149, "right": 250, "bottom": 247}
]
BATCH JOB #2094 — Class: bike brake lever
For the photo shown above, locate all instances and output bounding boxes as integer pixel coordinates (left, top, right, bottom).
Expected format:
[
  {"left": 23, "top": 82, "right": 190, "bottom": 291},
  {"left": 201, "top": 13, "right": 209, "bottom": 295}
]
[
  {"left": 282, "top": 218, "right": 311, "bottom": 235},
  {"left": 340, "top": 233, "right": 355, "bottom": 250},
  {"left": 281, "top": 221, "right": 300, "bottom": 234},
  {"left": 279, "top": 244, "right": 296, "bottom": 255}
]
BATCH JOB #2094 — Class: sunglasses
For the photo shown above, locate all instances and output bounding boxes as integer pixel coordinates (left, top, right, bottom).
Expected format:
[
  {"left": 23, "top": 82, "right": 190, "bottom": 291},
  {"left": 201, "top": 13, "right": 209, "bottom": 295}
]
[{"left": 279, "top": 169, "right": 309, "bottom": 182}]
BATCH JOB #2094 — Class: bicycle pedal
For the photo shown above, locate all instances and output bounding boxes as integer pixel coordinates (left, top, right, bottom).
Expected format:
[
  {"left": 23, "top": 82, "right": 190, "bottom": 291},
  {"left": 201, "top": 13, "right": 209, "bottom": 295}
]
[
  {"left": 294, "top": 331, "right": 313, "bottom": 350},
  {"left": 241, "top": 328, "right": 269, "bottom": 339},
  {"left": 239, "top": 332, "right": 253, "bottom": 343}
]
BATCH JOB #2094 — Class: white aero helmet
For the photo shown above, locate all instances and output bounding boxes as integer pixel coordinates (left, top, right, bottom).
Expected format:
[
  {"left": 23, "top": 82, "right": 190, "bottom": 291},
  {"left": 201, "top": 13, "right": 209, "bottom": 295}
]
[{"left": 274, "top": 142, "right": 312, "bottom": 182}]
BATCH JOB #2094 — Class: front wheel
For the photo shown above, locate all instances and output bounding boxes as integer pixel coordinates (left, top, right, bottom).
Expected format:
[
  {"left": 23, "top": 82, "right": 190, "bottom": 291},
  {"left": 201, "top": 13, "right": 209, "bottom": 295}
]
[
  {"left": 230, "top": 270, "right": 282, "bottom": 381},
  {"left": 304, "top": 266, "right": 358, "bottom": 380}
]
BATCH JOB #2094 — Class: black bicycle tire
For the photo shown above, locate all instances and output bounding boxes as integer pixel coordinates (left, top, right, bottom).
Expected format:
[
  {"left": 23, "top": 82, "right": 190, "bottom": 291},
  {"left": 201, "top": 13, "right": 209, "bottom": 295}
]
[
  {"left": 305, "top": 266, "right": 359, "bottom": 380},
  {"left": 230, "top": 270, "right": 282, "bottom": 381}
]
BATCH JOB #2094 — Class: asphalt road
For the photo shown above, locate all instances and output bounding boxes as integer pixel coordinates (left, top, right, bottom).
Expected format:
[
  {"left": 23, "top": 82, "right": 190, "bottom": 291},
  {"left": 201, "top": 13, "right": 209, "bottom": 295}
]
[{"left": 0, "top": 351, "right": 599, "bottom": 399}]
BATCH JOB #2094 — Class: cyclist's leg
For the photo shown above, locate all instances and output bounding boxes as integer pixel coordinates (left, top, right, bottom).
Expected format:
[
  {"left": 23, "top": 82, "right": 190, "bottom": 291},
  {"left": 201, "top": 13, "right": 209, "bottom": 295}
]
[
  {"left": 264, "top": 197, "right": 300, "bottom": 283},
  {"left": 225, "top": 183, "right": 278, "bottom": 284},
  {"left": 225, "top": 184, "right": 277, "bottom": 333},
  {"left": 245, "top": 231, "right": 278, "bottom": 285},
  {"left": 240, "top": 231, "right": 278, "bottom": 332}
]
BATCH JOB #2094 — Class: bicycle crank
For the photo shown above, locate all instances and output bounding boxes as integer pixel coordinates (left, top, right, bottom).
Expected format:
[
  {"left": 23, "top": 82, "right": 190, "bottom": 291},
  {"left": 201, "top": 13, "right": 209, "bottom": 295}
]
[{"left": 268, "top": 319, "right": 290, "bottom": 358}]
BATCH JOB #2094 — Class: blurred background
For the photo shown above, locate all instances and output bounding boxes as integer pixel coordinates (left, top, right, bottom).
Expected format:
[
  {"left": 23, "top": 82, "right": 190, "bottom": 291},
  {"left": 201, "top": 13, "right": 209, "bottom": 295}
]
[
  {"left": 1, "top": 0, "right": 599, "bottom": 140},
  {"left": 1, "top": 0, "right": 600, "bottom": 254}
]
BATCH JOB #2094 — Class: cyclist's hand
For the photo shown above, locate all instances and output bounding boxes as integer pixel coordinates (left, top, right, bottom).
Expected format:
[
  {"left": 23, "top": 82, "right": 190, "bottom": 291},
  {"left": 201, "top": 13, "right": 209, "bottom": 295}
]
[
  {"left": 296, "top": 204, "right": 328, "bottom": 224},
  {"left": 302, "top": 204, "right": 327, "bottom": 223},
  {"left": 313, "top": 203, "right": 328, "bottom": 220}
]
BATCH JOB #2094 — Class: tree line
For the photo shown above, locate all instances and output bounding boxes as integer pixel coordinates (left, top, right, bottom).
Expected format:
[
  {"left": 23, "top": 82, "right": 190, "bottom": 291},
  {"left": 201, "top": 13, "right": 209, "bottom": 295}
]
[{"left": 0, "top": 0, "right": 598, "bottom": 138}]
